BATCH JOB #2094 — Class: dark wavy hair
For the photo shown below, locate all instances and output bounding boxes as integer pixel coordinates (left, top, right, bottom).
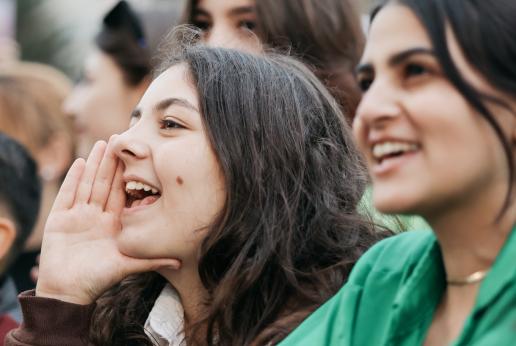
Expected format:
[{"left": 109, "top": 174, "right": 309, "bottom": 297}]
[
  {"left": 182, "top": 0, "right": 365, "bottom": 123},
  {"left": 90, "top": 40, "right": 387, "bottom": 345},
  {"left": 371, "top": 0, "right": 516, "bottom": 217}
]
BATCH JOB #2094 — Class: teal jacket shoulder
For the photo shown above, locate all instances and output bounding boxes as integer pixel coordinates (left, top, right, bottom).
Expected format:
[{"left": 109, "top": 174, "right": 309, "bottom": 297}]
[
  {"left": 279, "top": 230, "right": 436, "bottom": 346},
  {"left": 348, "top": 229, "right": 435, "bottom": 285}
]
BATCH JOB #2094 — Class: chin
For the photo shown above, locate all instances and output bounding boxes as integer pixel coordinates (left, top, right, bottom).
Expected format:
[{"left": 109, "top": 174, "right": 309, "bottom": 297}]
[{"left": 373, "top": 187, "right": 423, "bottom": 216}]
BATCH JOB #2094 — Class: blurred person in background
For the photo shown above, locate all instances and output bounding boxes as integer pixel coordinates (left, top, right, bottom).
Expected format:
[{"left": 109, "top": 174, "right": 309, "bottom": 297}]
[
  {"left": 182, "top": 0, "right": 428, "bottom": 232},
  {"left": 182, "top": 0, "right": 364, "bottom": 123},
  {"left": 281, "top": 0, "right": 516, "bottom": 344},
  {"left": 0, "top": 132, "right": 41, "bottom": 336},
  {"left": 0, "top": 62, "right": 75, "bottom": 292},
  {"left": 64, "top": 0, "right": 179, "bottom": 158}
]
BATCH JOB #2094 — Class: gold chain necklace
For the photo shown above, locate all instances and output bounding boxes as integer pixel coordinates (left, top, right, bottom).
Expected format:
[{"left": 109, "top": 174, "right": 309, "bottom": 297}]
[{"left": 446, "top": 270, "right": 489, "bottom": 286}]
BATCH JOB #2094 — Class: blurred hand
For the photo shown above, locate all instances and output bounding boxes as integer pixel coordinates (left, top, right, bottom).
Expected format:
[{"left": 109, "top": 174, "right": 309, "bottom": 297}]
[{"left": 35, "top": 138, "right": 180, "bottom": 305}]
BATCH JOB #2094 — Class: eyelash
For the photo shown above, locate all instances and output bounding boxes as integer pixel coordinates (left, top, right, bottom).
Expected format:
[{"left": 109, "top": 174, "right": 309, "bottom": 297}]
[
  {"left": 159, "top": 118, "right": 184, "bottom": 130},
  {"left": 357, "top": 77, "right": 373, "bottom": 92},
  {"left": 357, "top": 62, "right": 432, "bottom": 92},
  {"left": 192, "top": 20, "right": 211, "bottom": 31},
  {"left": 238, "top": 20, "right": 256, "bottom": 31},
  {"left": 192, "top": 19, "right": 256, "bottom": 32},
  {"left": 404, "top": 63, "right": 429, "bottom": 78}
]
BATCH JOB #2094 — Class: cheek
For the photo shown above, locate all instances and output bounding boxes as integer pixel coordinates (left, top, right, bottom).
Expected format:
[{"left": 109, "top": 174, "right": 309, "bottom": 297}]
[
  {"left": 156, "top": 141, "right": 226, "bottom": 222},
  {"left": 352, "top": 119, "right": 368, "bottom": 156}
]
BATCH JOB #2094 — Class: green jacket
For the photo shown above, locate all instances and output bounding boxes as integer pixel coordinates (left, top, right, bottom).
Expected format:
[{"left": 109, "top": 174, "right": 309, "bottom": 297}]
[{"left": 280, "top": 226, "right": 516, "bottom": 345}]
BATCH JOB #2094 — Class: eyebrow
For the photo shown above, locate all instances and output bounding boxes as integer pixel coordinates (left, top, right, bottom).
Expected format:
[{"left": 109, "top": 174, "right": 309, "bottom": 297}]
[
  {"left": 355, "top": 47, "right": 435, "bottom": 75},
  {"left": 229, "top": 6, "right": 255, "bottom": 16},
  {"left": 193, "top": 6, "right": 255, "bottom": 17},
  {"left": 131, "top": 97, "right": 199, "bottom": 119},
  {"left": 154, "top": 97, "right": 199, "bottom": 113},
  {"left": 193, "top": 7, "right": 210, "bottom": 17}
]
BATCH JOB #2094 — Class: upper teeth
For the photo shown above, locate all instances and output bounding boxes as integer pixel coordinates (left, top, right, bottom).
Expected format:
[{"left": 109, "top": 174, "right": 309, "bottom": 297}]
[
  {"left": 125, "top": 181, "right": 158, "bottom": 194},
  {"left": 372, "top": 142, "right": 419, "bottom": 159}
]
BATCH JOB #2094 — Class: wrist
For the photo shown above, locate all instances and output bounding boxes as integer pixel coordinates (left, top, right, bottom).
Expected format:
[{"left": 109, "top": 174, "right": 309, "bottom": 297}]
[{"left": 35, "top": 286, "right": 93, "bottom": 305}]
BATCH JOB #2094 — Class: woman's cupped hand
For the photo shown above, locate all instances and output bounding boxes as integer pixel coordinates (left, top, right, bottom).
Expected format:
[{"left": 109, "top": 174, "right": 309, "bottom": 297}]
[{"left": 35, "top": 136, "right": 181, "bottom": 305}]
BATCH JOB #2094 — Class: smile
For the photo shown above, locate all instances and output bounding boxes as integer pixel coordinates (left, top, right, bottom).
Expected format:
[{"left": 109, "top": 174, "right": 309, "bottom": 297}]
[
  {"left": 372, "top": 141, "right": 420, "bottom": 164},
  {"left": 124, "top": 180, "right": 161, "bottom": 210},
  {"left": 370, "top": 140, "right": 421, "bottom": 176}
]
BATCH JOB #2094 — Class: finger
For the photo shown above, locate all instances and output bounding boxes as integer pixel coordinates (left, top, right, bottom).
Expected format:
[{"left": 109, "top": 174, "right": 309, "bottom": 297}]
[
  {"left": 106, "top": 160, "right": 126, "bottom": 214},
  {"left": 51, "top": 158, "right": 86, "bottom": 211},
  {"left": 75, "top": 141, "right": 107, "bottom": 203},
  {"left": 90, "top": 136, "right": 119, "bottom": 208}
]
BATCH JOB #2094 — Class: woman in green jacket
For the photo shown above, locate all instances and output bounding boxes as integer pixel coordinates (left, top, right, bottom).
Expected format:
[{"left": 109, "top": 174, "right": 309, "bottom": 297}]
[{"left": 281, "top": 0, "right": 516, "bottom": 345}]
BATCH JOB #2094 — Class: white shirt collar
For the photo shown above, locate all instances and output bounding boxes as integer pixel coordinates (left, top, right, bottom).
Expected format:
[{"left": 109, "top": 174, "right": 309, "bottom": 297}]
[{"left": 144, "top": 283, "right": 186, "bottom": 346}]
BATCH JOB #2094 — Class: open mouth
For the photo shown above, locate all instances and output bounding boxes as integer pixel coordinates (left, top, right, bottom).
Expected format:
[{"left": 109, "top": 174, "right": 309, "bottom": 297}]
[
  {"left": 124, "top": 181, "right": 161, "bottom": 209},
  {"left": 372, "top": 141, "right": 420, "bottom": 164}
]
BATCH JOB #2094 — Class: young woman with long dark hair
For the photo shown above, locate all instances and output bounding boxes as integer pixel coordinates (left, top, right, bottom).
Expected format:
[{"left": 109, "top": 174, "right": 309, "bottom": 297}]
[
  {"left": 280, "top": 0, "right": 516, "bottom": 345},
  {"left": 6, "top": 41, "right": 385, "bottom": 345}
]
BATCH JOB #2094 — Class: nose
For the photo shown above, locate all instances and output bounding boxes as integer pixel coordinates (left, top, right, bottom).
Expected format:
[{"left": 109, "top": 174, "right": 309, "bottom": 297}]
[
  {"left": 204, "top": 23, "right": 241, "bottom": 49},
  {"left": 354, "top": 77, "right": 402, "bottom": 131},
  {"left": 113, "top": 125, "right": 151, "bottom": 164},
  {"left": 62, "top": 86, "right": 82, "bottom": 118}
]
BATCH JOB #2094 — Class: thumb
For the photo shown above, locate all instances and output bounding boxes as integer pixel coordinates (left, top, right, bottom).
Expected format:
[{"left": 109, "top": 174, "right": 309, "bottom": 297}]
[{"left": 119, "top": 257, "right": 182, "bottom": 276}]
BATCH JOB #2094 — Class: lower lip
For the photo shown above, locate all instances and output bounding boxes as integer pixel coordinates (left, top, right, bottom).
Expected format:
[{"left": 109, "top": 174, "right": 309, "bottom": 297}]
[
  {"left": 372, "top": 150, "right": 419, "bottom": 177},
  {"left": 122, "top": 196, "right": 160, "bottom": 215}
]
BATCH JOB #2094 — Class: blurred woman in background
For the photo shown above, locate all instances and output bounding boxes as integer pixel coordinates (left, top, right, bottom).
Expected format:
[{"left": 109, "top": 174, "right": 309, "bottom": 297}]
[
  {"left": 182, "top": 0, "right": 364, "bottom": 122},
  {"left": 64, "top": 0, "right": 181, "bottom": 158},
  {"left": 63, "top": 1, "right": 152, "bottom": 158}
]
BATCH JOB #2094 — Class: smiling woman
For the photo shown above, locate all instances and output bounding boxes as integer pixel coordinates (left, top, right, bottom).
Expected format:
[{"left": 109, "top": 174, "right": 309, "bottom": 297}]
[
  {"left": 6, "top": 40, "right": 386, "bottom": 345},
  {"left": 279, "top": 0, "right": 516, "bottom": 345}
]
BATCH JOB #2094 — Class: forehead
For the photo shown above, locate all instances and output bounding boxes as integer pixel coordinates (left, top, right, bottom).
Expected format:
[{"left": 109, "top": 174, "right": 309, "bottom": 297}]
[
  {"left": 138, "top": 64, "right": 198, "bottom": 110},
  {"left": 361, "top": 4, "right": 431, "bottom": 63}
]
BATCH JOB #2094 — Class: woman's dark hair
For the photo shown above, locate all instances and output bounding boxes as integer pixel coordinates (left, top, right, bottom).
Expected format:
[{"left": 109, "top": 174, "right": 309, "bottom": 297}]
[
  {"left": 182, "top": 0, "right": 365, "bottom": 123},
  {"left": 90, "top": 38, "right": 386, "bottom": 345},
  {"left": 371, "top": 0, "right": 516, "bottom": 217},
  {"left": 95, "top": 1, "right": 151, "bottom": 86}
]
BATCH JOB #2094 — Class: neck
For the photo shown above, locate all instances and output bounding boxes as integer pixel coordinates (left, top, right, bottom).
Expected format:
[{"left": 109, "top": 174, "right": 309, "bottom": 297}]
[
  {"left": 158, "top": 263, "right": 208, "bottom": 326},
  {"left": 425, "top": 183, "right": 515, "bottom": 280}
]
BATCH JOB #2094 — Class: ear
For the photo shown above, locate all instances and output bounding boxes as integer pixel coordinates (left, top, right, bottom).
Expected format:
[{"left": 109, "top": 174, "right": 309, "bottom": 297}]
[
  {"left": 0, "top": 217, "right": 17, "bottom": 262},
  {"left": 37, "top": 132, "right": 73, "bottom": 181}
]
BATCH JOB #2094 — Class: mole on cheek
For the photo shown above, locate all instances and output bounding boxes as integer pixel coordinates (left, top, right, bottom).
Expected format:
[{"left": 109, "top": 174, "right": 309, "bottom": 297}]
[{"left": 176, "top": 176, "right": 184, "bottom": 185}]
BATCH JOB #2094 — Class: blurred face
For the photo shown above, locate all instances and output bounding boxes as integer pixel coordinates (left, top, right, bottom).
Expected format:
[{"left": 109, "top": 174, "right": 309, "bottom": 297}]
[
  {"left": 64, "top": 49, "right": 142, "bottom": 158},
  {"left": 353, "top": 5, "right": 516, "bottom": 218},
  {"left": 114, "top": 64, "right": 225, "bottom": 265},
  {"left": 191, "top": 0, "right": 262, "bottom": 52}
]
